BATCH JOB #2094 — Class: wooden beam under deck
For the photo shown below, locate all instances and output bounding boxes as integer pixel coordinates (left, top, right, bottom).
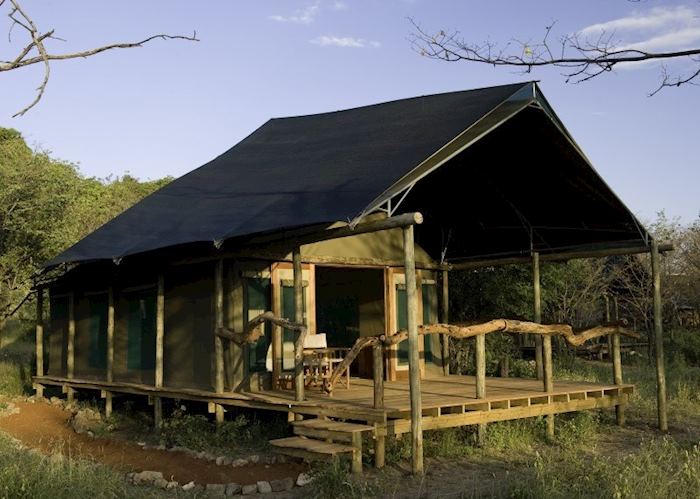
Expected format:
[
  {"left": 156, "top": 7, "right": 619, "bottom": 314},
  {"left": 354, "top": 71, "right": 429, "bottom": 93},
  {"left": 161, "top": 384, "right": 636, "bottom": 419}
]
[{"left": 34, "top": 374, "right": 631, "bottom": 437}]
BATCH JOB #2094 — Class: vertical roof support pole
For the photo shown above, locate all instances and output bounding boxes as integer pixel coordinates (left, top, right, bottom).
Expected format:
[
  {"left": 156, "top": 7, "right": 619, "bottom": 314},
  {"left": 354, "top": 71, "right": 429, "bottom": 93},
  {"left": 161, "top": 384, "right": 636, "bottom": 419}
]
[
  {"left": 403, "top": 224, "right": 423, "bottom": 475},
  {"left": 651, "top": 240, "right": 668, "bottom": 432},
  {"left": 293, "top": 247, "right": 305, "bottom": 404},
  {"left": 154, "top": 273, "right": 165, "bottom": 431},
  {"left": 66, "top": 291, "right": 75, "bottom": 404},
  {"left": 35, "top": 288, "right": 44, "bottom": 399},
  {"left": 105, "top": 286, "right": 115, "bottom": 418},
  {"left": 532, "top": 252, "right": 544, "bottom": 381},
  {"left": 440, "top": 269, "right": 450, "bottom": 376},
  {"left": 214, "top": 260, "right": 225, "bottom": 425}
]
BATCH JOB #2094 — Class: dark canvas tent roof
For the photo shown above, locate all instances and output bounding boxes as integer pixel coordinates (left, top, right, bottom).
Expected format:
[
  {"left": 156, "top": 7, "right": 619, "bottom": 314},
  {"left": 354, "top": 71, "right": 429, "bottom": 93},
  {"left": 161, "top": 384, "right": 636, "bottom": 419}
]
[{"left": 46, "top": 81, "right": 648, "bottom": 268}]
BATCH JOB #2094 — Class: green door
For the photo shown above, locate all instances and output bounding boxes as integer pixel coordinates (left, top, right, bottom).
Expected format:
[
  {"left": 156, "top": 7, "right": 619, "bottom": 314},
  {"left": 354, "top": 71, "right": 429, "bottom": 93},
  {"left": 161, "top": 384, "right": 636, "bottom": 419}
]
[
  {"left": 422, "top": 283, "right": 438, "bottom": 363},
  {"left": 396, "top": 284, "right": 408, "bottom": 365},
  {"left": 126, "top": 290, "right": 156, "bottom": 371},
  {"left": 88, "top": 293, "right": 108, "bottom": 369},
  {"left": 244, "top": 277, "right": 271, "bottom": 373},
  {"left": 281, "top": 284, "right": 306, "bottom": 370}
]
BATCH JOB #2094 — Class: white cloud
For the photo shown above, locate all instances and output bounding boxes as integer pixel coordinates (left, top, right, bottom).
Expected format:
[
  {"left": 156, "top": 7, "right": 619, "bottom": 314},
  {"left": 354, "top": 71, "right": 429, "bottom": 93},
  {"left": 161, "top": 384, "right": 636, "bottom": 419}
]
[
  {"left": 269, "top": 2, "right": 320, "bottom": 24},
  {"left": 579, "top": 6, "right": 695, "bottom": 36},
  {"left": 576, "top": 5, "right": 700, "bottom": 70},
  {"left": 332, "top": 1, "right": 348, "bottom": 10},
  {"left": 311, "top": 35, "right": 381, "bottom": 48}
]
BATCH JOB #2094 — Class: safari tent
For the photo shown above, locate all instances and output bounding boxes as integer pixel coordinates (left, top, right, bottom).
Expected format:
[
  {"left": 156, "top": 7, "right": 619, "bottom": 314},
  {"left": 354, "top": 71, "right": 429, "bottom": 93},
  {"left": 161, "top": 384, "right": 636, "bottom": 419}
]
[{"left": 33, "top": 82, "right": 669, "bottom": 474}]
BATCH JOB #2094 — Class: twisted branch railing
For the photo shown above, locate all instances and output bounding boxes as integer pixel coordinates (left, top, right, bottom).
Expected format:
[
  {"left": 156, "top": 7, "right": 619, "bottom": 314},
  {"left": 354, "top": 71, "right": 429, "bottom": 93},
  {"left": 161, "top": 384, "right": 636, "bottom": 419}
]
[{"left": 322, "top": 320, "right": 640, "bottom": 394}]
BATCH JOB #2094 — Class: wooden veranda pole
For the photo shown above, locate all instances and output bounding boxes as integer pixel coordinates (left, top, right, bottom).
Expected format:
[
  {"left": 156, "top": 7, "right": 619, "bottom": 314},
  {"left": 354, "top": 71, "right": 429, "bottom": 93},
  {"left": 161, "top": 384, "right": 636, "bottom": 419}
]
[
  {"left": 66, "top": 291, "right": 75, "bottom": 403},
  {"left": 611, "top": 332, "right": 625, "bottom": 426},
  {"left": 475, "top": 332, "right": 486, "bottom": 445},
  {"left": 105, "top": 286, "right": 114, "bottom": 418},
  {"left": 440, "top": 269, "right": 450, "bottom": 376},
  {"left": 650, "top": 240, "right": 668, "bottom": 432},
  {"left": 154, "top": 273, "right": 165, "bottom": 430},
  {"left": 373, "top": 342, "right": 385, "bottom": 469},
  {"left": 403, "top": 225, "right": 423, "bottom": 475},
  {"left": 214, "top": 260, "right": 225, "bottom": 424},
  {"left": 293, "top": 247, "right": 305, "bottom": 403},
  {"left": 533, "top": 252, "right": 554, "bottom": 438},
  {"left": 533, "top": 252, "right": 543, "bottom": 381},
  {"left": 35, "top": 288, "right": 44, "bottom": 398}
]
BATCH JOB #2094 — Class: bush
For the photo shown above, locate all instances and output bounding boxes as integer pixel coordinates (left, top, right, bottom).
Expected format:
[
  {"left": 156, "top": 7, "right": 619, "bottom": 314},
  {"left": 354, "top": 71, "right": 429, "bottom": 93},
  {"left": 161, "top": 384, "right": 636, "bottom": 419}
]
[
  {"left": 159, "top": 405, "right": 288, "bottom": 454},
  {"left": 308, "top": 457, "right": 376, "bottom": 499}
]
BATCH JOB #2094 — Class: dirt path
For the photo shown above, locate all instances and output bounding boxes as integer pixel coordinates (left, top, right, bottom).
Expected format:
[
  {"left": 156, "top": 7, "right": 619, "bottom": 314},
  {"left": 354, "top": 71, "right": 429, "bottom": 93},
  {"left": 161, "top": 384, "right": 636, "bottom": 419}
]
[{"left": 0, "top": 400, "right": 305, "bottom": 486}]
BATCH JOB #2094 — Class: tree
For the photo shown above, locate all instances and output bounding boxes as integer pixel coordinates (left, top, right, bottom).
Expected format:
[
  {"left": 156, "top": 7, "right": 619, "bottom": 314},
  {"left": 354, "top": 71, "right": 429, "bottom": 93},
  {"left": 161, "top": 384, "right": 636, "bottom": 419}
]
[
  {"left": 0, "top": 0, "right": 197, "bottom": 116},
  {"left": 0, "top": 127, "right": 170, "bottom": 329},
  {"left": 409, "top": 13, "right": 700, "bottom": 95}
]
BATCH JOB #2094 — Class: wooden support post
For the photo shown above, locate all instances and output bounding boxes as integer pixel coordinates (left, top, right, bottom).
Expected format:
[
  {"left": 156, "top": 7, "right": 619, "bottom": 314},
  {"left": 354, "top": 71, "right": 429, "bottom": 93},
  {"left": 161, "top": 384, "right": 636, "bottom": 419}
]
[
  {"left": 542, "top": 334, "right": 554, "bottom": 439},
  {"left": 293, "top": 247, "right": 305, "bottom": 403},
  {"left": 154, "top": 274, "right": 165, "bottom": 430},
  {"left": 351, "top": 431, "right": 363, "bottom": 474},
  {"left": 105, "top": 286, "right": 115, "bottom": 418},
  {"left": 611, "top": 332, "right": 625, "bottom": 426},
  {"left": 651, "top": 240, "right": 668, "bottom": 432},
  {"left": 403, "top": 225, "right": 423, "bottom": 475},
  {"left": 67, "top": 291, "right": 75, "bottom": 403},
  {"left": 214, "top": 260, "right": 225, "bottom": 425},
  {"left": 35, "top": 288, "right": 44, "bottom": 398},
  {"left": 475, "top": 332, "right": 486, "bottom": 445},
  {"left": 532, "top": 252, "right": 543, "bottom": 381},
  {"left": 440, "top": 269, "right": 450, "bottom": 376},
  {"left": 604, "top": 294, "right": 612, "bottom": 360},
  {"left": 372, "top": 342, "right": 385, "bottom": 468}
]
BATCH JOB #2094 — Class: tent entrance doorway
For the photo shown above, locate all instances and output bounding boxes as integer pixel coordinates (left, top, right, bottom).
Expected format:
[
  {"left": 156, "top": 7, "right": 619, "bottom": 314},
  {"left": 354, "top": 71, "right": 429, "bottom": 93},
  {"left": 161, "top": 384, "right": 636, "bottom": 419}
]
[{"left": 315, "top": 267, "right": 385, "bottom": 378}]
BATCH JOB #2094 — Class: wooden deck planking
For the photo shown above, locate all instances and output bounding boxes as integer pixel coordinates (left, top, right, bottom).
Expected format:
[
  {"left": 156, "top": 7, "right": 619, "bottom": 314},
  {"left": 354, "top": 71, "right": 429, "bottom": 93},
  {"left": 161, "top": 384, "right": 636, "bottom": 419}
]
[{"left": 263, "top": 375, "right": 633, "bottom": 417}]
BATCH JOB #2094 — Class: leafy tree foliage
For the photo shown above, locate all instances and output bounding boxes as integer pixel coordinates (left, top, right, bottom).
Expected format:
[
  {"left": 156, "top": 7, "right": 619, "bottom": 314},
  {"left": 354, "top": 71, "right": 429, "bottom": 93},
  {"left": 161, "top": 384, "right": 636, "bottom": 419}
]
[{"left": 0, "top": 127, "right": 170, "bottom": 327}]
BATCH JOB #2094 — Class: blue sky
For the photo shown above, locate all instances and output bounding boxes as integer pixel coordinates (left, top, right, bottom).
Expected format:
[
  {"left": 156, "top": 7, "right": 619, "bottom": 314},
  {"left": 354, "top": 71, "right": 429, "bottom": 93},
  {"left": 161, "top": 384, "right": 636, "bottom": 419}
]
[{"left": 2, "top": 1, "right": 698, "bottom": 223}]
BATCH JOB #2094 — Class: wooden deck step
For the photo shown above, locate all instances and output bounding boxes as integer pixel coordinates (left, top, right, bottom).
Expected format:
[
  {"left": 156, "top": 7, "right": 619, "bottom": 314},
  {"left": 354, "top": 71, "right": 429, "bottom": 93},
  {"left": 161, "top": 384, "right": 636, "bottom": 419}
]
[
  {"left": 292, "top": 418, "right": 373, "bottom": 442},
  {"left": 269, "top": 436, "right": 353, "bottom": 458}
]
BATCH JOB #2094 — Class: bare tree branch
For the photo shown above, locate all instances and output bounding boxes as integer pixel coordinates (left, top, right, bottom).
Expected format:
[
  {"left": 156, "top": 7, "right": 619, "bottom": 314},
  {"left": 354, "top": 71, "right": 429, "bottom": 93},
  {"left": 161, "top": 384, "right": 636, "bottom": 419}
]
[
  {"left": 408, "top": 17, "right": 700, "bottom": 95},
  {"left": 0, "top": 0, "right": 199, "bottom": 116}
]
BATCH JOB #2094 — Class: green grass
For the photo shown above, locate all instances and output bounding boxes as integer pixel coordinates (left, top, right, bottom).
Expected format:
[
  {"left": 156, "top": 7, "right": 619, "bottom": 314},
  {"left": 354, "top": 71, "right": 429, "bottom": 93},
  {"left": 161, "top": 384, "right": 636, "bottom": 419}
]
[
  {"left": 308, "top": 457, "right": 377, "bottom": 499},
  {"left": 509, "top": 438, "right": 700, "bottom": 499},
  {"left": 0, "top": 433, "right": 166, "bottom": 499}
]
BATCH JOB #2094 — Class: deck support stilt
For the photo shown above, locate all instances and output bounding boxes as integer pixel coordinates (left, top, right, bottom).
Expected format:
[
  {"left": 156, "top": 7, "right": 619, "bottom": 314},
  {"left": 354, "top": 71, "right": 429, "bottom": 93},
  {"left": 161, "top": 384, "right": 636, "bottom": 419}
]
[
  {"left": 533, "top": 252, "right": 543, "bottom": 381},
  {"left": 440, "top": 269, "right": 450, "bottom": 375},
  {"left": 651, "top": 240, "right": 668, "bottom": 432},
  {"left": 155, "top": 274, "right": 165, "bottom": 430},
  {"left": 373, "top": 342, "right": 385, "bottom": 468},
  {"left": 611, "top": 333, "right": 625, "bottom": 426},
  {"left": 533, "top": 252, "right": 554, "bottom": 438},
  {"left": 35, "top": 288, "right": 44, "bottom": 398},
  {"left": 403, "top": 225, "right": 423, "bottom": 475},
  {"left": 293, "top": 247, "right": 305, "bottom": 406},
  {"left": 66, "top": 291, "right": 75, "bottom": 404},
  {"left": 214, "top": 260, "right": 225, "bottom": 425},
  {"left": 475, "top": 332, "right": 486, "bottom": 445},
  {"left": 106, "top": 286, "right": 115, "bottom": 418}
]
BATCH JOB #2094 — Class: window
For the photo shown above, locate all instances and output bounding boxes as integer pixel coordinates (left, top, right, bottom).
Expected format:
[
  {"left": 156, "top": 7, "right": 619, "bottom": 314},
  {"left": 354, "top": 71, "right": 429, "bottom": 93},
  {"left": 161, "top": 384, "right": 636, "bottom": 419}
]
[
  {"left": 88, "top": 293, "right": 108, "bottom": 369},
  {"left": 396, "top": 284, "right": 408, "bottom": 365},
  {"left": 126, "top": 290, "right": 156, "bottom": 371},
  {"left": 422, "top": 283, "right": 438, "bottom": 363},
  {"left": 244, "top": 277, "right": 271, "bottom": 373}
]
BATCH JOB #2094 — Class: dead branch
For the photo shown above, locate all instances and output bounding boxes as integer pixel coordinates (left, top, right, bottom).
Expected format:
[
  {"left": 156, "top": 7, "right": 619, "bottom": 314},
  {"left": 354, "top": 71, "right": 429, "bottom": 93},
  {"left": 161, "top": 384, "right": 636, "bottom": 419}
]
[
  {"left": 408, "top": 17, "right": 700, "bottom": 95},
  {"left": 0, "top": 0, "right": 198, "bottom": 116},
  {"left": 323, "top": 336, "right": 379, "bottom": 393},
  {"left": 216, "top": 311, "right": 307, "bottom": 345}
]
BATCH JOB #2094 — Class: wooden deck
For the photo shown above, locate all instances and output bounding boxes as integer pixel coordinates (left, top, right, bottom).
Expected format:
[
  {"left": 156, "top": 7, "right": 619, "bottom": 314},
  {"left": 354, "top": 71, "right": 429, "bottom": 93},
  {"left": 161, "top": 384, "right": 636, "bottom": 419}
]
[{"left": 34, "top": 373, "right": 632, "bottom": 435}]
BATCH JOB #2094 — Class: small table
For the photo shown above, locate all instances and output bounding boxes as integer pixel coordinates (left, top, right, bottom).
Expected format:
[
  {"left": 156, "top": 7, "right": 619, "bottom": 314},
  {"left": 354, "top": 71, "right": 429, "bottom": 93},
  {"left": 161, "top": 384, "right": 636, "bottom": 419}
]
[{"left": 303, "top": 347, "right": 351, "bottom": 390}]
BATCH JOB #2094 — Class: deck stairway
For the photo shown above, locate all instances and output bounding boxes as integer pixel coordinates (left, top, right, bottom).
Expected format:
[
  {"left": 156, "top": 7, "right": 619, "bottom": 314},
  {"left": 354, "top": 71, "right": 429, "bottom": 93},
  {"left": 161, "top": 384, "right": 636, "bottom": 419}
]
[{"left": 269, "top": 418, "right": 373, "bottom": 473}]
